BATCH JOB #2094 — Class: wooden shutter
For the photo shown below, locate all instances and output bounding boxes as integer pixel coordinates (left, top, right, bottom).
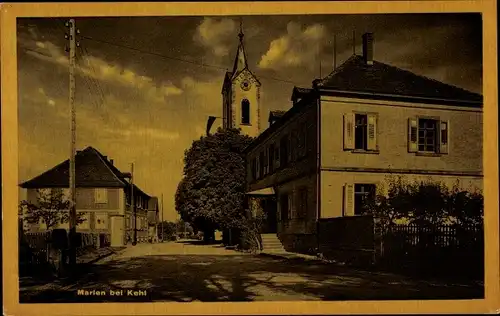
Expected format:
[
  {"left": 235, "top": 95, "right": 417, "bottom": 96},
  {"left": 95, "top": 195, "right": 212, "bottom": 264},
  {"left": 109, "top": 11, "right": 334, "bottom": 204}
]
[
  {"left": 343, "top": 113, "right": 355, "bottom": 150},
  {"left": 408, "top": 118, "right": 418, "bottom": 153},
  {"left": 95, "top": 188, "right": 108, "bottom": 204},
  {"left": 343, "top": 184, "right": 355, "bottom": 216},
  {"left": 367, "top": 114, "right": 377, "bottom": 151},
  {"left": 440, "top": 120, "right": 449, "bottom": 154}
]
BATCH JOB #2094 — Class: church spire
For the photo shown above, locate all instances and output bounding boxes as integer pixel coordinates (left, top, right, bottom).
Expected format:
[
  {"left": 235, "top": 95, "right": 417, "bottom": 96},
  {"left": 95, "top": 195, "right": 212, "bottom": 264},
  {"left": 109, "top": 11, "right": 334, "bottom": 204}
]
[{"left": 232, "top": 17, "right": 248, "bottom": 75}]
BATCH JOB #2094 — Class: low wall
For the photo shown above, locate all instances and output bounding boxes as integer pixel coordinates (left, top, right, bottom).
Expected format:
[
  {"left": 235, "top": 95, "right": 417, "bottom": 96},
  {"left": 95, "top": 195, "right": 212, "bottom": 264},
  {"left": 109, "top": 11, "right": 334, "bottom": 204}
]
[{"left": 278, "top": 233, "right": 317, "bottom": 255}]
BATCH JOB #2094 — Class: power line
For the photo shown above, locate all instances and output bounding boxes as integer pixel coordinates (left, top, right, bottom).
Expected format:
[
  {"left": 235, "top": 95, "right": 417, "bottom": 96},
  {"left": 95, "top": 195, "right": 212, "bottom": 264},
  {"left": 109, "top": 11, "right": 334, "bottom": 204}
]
[{"left": 80, "top": 35, "right": 309, "bottom": 86}]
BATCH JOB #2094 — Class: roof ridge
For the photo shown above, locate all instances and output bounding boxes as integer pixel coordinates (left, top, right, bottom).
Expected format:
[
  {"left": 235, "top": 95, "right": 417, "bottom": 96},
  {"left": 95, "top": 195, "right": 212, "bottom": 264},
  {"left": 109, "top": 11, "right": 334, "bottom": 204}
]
[
  {"left": 373, "top": 59, "right": 482, "bottom": 97},
  {"left": 317, "top": 54, "right": 360, "bottom": 86},
  {"left": 89, "top": 147, "right": 127, "bottom": 186}
]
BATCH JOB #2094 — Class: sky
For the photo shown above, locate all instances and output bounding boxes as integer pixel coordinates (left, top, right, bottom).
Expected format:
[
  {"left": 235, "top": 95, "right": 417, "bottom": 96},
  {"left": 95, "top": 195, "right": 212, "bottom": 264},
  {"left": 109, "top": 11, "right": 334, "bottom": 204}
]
[{"left": 17, "top": 13, "right": 482, "bottom": 222}]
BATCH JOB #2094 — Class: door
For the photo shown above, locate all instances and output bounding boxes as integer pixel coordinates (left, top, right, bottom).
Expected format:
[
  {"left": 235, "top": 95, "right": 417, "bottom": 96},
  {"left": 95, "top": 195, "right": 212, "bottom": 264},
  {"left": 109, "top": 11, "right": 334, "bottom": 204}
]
[
  {"left": 261, "top": 197, "right": 278, "bottom": 233},
  {"left": 110, "top": 216, "right": 124, "bottom": 247}
]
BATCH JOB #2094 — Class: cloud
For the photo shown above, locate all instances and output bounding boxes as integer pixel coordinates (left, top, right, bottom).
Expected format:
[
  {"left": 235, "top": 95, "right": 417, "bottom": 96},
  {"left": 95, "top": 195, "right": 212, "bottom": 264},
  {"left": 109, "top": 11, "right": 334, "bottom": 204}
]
[
  {"left": 194, "top": 17, "right": 236, "bottom": 57},
  {"left": 258, "top": 22, "right": 327, "bottom": 71},
  {"left": 18, "top": 31, "right": 183, "bottom": 103}
]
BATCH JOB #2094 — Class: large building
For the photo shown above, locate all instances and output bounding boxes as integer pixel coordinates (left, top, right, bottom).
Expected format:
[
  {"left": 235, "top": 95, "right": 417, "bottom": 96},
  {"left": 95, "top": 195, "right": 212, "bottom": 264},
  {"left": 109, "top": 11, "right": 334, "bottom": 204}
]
[
  {"left": 19, "top": 146, "right": 158, "bottom": 246},
  {"left": 244, "top": 32, "right": 483, "bottom": 254}
]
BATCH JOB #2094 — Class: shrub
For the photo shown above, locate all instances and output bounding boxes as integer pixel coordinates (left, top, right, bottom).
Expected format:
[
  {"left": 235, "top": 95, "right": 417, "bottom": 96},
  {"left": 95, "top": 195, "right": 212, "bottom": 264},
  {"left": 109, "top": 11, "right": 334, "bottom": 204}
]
[{"left": 365, "top": 176, "right": 483, "bottom": 229}]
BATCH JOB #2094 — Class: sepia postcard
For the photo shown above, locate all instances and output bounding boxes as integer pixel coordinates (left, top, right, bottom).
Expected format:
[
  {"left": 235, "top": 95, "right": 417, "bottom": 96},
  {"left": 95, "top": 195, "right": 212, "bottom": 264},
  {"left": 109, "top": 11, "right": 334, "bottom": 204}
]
[{"left": 1, "top": 1, "right": 499, "bottom": 315}]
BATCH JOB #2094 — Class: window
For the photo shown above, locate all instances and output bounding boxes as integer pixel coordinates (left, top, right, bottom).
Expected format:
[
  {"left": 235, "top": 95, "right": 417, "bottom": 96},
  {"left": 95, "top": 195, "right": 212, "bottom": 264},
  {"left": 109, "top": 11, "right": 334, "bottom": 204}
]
[
  {"left": 274, "top": 145, "right": 280, "bottom": 169},
  {"left": 280, "top": 136, "right": 289, "bottom": 167},
  {"left": 290, "top": 130, "right": 296, "bottom": 162},
  {"left": 268, "top": 144, "right": 275, "bottom": 174},
  {"left": 256, "top": 155, "right": 260, "bottom": 179},
  {"left": 263, "top": 149, "right": 269, "bottom": 175},
  {"left": 95, "top": 188, "right": 108, "bottom": 204},
  {"left": 344, "top": 113, "right": 377, "bottom": 151},
  {"left": 241, "top": 99, "right": 250, "bottom": 124},
  {"left": 297, "top": 123, "right": 307, "bottom": 158},
  {"left": 354, "top": 184, "right": 376, "bottom": 216},
  {"left": 418, "top": 119, "right": 437, "bottom": 152},
  {"left": 251, "top": 158, "right": 257, "bottom": 180},
  {"left": 259, "top": 152, "right": 265, "bottom": 178},
  {"left": 408, "top": 118, "right": 449, "bottom": 154},
  {"left": 355, "top": 114, "right": 368, "bottom": 150}
]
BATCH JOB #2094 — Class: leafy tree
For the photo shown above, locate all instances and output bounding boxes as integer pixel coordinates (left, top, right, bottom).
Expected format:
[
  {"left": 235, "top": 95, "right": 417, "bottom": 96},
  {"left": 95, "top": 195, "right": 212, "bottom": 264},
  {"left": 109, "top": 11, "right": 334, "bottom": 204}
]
[
  {"left": 175, "top": 128, "right": 254, "bottom": 242},
  {"left": 159, "top": 221, "right": 177, "bottom": 241},
  {"left": 19, "top": 188, "right": 86, "bottom": 230}
]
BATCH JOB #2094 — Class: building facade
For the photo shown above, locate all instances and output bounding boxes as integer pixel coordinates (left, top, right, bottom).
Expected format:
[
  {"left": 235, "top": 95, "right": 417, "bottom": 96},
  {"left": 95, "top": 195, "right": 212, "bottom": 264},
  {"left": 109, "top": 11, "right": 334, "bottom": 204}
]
[
  {"left": 245, "top": 32, "right": 483, "bottom": 254},
  {"left": 20, "top": 146, "right": 156, "bottom": 247}
]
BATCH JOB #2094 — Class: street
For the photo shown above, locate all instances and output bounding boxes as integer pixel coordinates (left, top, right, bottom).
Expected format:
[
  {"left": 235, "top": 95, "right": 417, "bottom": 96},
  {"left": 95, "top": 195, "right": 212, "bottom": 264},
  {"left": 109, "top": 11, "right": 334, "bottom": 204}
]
[{"left": 20, "top": 240, "right": 483, "bottom": 302}]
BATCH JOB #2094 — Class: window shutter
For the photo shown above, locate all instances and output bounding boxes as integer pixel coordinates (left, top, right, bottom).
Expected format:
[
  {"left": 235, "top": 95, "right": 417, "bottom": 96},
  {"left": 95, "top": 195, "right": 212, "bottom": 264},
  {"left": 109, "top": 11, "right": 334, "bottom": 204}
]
[
  {"left": 343, "top": 113, "right": 355, "bottom": 150},
  {"left": 408, "top": 118, "right": 418, "bottom": 153},
  {"left": 440, "top": 120, "right": 449, "bottom": 154},
  {"left": 367, "top": 114, "right": 377, "bottom": 151},
  {"left": 343, "top": 183, "right": 355, "bottom": 216}
]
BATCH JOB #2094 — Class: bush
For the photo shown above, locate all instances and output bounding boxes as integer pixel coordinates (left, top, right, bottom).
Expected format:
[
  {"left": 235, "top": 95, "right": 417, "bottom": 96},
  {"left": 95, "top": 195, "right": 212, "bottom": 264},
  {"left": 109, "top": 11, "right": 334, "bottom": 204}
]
[{"left": 365, "top": 176, "right": 483, "bottom": 229}]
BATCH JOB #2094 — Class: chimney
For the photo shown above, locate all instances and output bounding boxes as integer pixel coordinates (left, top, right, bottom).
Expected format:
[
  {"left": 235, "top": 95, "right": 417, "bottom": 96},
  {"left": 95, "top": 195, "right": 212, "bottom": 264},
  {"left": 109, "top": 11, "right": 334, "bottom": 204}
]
[
  {"left": 362, "top": 33, "right": 374, "bottom": 65},
  {"left": 110, "top": 159, "right": 114, "bottom": 165}
]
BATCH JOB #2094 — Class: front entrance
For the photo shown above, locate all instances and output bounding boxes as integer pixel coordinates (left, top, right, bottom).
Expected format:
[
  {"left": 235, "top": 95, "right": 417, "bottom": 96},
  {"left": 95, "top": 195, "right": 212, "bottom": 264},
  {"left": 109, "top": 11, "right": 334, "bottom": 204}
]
[
  {"left": 110, "top": 215, "right": 124, "bottom": 247},
  {"left": 260, "top": 198, "right": 278, "bottom": 234}
]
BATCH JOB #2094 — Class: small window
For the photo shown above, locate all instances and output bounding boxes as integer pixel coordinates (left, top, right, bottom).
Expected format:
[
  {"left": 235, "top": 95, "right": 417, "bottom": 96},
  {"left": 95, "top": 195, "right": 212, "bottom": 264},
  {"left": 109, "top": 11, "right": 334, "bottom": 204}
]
[
  {"left": 95, "top": 188, "right": 108, "bottom": 204},
  {"left": 241, "top": 99, "right": 250, "bottom": 124},
  {"left": 354, "top": 184, "right": 376, "bottom": 215}
]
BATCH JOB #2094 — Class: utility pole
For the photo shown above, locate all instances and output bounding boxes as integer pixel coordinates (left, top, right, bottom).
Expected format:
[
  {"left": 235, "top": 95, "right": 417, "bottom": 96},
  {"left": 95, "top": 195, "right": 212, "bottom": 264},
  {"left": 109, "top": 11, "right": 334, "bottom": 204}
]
[
  {"left": 333, "top": 34, "right": 337, "bottom": 70},
  {"left": 65, "top": 18, "right": 78, "bottom": 267},
  {"left": 131, "top": 163, "right": 137, "bottom": 246}
]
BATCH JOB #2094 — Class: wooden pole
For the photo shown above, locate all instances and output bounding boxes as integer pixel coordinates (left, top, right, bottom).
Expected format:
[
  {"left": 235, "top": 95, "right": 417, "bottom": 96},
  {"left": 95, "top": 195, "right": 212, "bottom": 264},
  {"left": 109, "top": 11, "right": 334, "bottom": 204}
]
[
  {"left": 131, "top": 163, "right": 136, "bottom": 245},
  {"left": 68, "top": 18, "right": 77, "bottom": 267},
  {"left": 161, "top": 194, "right": 164, "bottom": 241}
]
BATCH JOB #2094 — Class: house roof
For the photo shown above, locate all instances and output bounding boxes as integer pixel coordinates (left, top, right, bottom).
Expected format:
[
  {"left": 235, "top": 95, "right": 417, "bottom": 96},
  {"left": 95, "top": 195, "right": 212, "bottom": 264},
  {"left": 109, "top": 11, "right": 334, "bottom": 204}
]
[
  {"left": 20, "top": 146, "right": 128, "bottom": 188},
  {"left": 315, "top": 55, "right": 482, "bottom": 105}
]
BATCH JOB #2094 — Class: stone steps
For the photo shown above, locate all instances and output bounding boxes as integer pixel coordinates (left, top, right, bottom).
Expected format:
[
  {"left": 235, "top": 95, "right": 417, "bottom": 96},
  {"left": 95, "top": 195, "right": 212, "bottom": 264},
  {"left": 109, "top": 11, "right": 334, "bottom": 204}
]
[{"left": 261, "top": 233, "right": 286, "bottom": 253}]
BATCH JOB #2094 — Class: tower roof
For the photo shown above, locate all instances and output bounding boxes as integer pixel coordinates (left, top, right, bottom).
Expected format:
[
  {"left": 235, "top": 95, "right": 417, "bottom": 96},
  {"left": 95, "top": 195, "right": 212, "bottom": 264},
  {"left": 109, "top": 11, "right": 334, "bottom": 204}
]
[{"left": 231, "top": 19, "right": 248, "bottom": 76}]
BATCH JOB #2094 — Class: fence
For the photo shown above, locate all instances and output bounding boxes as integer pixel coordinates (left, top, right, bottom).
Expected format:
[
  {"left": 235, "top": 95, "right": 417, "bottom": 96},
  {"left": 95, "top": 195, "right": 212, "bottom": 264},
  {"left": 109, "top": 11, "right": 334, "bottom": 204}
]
[
  {"left": 19, "top": 230, "right": 111, "bottom": 276},
  {"left": 318, "top": 216, "right": 375, "bottom": 265},
  {"left": 376, "top": 223, "right": 484, "bottom": 279}
]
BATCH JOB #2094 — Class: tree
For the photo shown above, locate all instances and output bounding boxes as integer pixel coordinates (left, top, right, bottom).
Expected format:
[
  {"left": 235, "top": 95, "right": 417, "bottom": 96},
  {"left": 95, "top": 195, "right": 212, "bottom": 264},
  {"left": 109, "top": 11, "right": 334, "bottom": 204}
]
[
  {"left": 19, "top": 188, "right": 86, "bottom": 230},
  {"left": 175, "top": 128, "right": 254, "bottom": 243},
  {"left": 159, "top": 221, "right": 177, "bottom": 241}
]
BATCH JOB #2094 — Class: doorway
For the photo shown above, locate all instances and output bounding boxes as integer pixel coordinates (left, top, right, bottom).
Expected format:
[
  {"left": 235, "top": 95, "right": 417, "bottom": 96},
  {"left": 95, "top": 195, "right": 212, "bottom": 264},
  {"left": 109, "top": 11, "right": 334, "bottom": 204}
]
[{"left": 261, "top": 197, "right": 277, "bottom": 233}]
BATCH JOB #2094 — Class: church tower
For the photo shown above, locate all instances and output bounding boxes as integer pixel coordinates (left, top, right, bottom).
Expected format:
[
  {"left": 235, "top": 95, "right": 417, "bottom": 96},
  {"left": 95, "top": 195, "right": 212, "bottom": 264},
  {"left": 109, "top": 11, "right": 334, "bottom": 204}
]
[{"left": 221, "top": 20, "right": 261, "bottom": 138}]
